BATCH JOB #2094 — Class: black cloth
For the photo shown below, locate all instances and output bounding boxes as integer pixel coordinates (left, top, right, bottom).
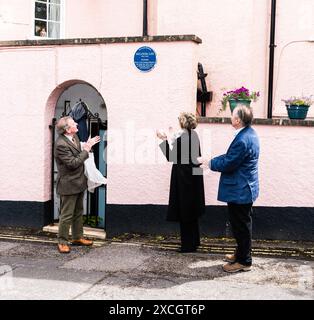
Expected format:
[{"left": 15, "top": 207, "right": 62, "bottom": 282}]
[
  {"left": 227, "top": 202, "right": 253, "bottom": 266},
  {"left": 76, "top": 115, "right": 88, "bottom": 142},
  {"left": 180, "top": 219, "right": 200, "bottom": 251},
  {"left": 69, "top": 102, "right": 89, "bottom": 142},
  {"left": 159, "top": 129, "right": 205, "bottom": 223}
]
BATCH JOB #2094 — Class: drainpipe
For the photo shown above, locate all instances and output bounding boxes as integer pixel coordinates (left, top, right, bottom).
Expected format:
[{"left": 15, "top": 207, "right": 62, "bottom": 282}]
[
  {"left": 49, "top": 118, "right": 56, "bottom": 220},
  {"left": 267, "top": 0, "right": 277, "bottom": 118},
  {"left": 143, "top": 0, "right": 148, "bottom": 36}
]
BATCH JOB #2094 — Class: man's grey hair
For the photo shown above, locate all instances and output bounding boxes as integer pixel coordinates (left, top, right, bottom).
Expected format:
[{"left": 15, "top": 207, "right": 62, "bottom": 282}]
[
  {"left": 233, "top": 105, "right": 253, "bottom": 126},
  {"left": 56, "top": 116, "right": 72, "bottom": 135}
]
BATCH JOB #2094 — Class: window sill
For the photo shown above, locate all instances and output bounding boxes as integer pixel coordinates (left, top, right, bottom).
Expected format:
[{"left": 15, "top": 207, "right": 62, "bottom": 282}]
[
  {"left": 197, "top": 117, "right": 314, "bottom": 127},
  {"left": 0, "top": 35, "right": 201, "bottom": 48}
]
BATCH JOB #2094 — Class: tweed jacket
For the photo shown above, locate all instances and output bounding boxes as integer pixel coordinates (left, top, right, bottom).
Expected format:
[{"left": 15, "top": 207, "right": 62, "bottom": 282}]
[{"left": 54, "top": 134, "right": 89, "bottom": 195}]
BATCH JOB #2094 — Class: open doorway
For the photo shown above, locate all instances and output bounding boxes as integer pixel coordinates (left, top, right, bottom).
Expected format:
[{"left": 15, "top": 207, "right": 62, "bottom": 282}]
[{"left": 51, "top": 82, "right": 107, "bottom": 229}]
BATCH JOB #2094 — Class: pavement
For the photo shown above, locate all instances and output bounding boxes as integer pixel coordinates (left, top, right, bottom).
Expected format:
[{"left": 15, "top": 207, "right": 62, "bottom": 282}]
[{"left": 0, "top": 227, "right": 313, "bottom": 301}]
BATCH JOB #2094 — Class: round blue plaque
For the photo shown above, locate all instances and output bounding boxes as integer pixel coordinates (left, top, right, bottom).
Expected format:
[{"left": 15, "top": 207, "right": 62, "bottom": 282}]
[{"left": 134, "top": 46, "right": 157, "bottom": 72}]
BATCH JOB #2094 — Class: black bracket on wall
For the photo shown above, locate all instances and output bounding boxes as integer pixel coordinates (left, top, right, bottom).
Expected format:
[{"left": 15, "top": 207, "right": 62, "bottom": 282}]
[{"left": 197, "top": 63, "right": 213, "bottom": 117}]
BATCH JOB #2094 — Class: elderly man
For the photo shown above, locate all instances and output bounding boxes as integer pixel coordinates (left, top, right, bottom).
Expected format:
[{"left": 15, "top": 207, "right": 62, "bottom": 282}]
[
  {"left": 198, "top": 105, "right": 260, "bottom": 273},
  {"left": 54, "top": 116, "right": 100, "bottom": 253}
]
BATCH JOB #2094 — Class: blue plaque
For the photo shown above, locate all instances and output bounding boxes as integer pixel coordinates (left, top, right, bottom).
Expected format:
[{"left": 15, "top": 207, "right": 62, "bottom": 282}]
[{"left": 134, "top": 46, "right": 157, "bottom": 72}]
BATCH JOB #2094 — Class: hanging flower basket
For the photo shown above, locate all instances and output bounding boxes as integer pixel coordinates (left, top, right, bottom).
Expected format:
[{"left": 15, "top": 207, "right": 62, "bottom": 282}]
[
  {"left": 221, "top": 86, "right": 260, "bottom": 112},
  {"left": 282, "top": 96, "right": 313, "bottom": 120},
  {"left": 286, "top": 105, "right": 309, "bottom": 120},
  {"left": 228, "top": 99, "right": 251, "bottom": 112}
]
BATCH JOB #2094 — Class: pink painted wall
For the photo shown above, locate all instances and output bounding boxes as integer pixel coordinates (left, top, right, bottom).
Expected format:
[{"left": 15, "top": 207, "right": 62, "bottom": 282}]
[
  {"left": 272, "top": 0, "right": 314, "bottom": 118},
  {"left": 1, "top": 0, "right": 312, "bottom": 118},
  {"left": 154, "top": 0, "right": 314, "bottom": 118},
  {"left": 0, "top": 47, "right": 57, "bottom": 202},
  {"left": 0, "top": 0, "right": 313, "bottom": 209},
  {"left": 0, "top": 0, "right": 143, "bottom": 40},
  {"left": 65, "top": 0, "right": 143, "bottom": 38},
  {"left": 155, "top": 0, "right": 269, "bottom": 118},
  {"left": 0, "top": 41, "right": 313, "bottom": 208},
  {"left": 0, "top": 40, "right": 199, "bottom": 204},
  {"left": 0, "top": 0, "right": 32, "bottom": 40},
  {"left": 0, "top": 42, "right": 314, "bottom": 206},
  {"left": 197, "top": 123, "right": 314, "bottom": 207}
]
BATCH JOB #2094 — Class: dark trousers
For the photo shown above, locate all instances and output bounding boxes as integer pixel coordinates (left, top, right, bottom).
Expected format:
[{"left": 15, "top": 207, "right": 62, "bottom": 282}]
[
  {"left": 58, "top": 192, "right": 84, "bottom": 244},
  {"left": 227, "top": 202, "right": 253, "bottom": 266},
  {"left": 179, "top": 219, "right": 200, "bottom": 250}
]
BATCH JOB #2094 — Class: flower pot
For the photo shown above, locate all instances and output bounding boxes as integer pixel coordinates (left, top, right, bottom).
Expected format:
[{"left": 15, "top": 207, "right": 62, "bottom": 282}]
[
  {"left": 286, "top": 105, "right": 309, "bottom": 120},
  {"left": 228, "top": 99, "right": 251, "bottom": 112}
]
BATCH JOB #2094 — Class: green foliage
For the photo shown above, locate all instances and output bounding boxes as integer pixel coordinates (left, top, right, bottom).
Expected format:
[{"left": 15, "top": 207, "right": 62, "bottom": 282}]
[
  {"left": 83, "top": 215, "right": 103, "bottom": 228},
  {"left": 282, "top": 96, "right": 313, "bottom": 107},
  {"left": 221, "top": 86, "right": 260, "bottom": 110}
]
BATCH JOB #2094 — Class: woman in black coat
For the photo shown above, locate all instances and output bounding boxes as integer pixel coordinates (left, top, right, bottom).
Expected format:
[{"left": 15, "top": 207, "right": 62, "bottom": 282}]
[{"left": 157, "top": 112, "right": 205, "bottom": 252}]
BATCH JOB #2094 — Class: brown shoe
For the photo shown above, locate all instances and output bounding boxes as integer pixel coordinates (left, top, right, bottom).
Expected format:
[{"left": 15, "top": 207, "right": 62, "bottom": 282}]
[
  {"left": 71, "top": 238, "right": 93, "bottom": 246},
  {"left": 223, "top": 262, "right": 251, "bottom": 273},
  {"left": 58, "top": 243, "right": 71, "bottom": 254},
  {"left": 224, "top": 253, "right": 236, "bottom": 263}
]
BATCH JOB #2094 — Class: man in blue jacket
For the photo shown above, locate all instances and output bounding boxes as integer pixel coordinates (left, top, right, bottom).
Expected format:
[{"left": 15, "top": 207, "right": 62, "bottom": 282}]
[{"left": 198, "top": 105, "right": 260, "bottom": 273}]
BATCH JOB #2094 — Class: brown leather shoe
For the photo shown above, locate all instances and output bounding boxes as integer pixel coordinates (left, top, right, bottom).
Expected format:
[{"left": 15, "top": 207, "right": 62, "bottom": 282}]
[
  {"left": 224, "top": 253, "right": 236, "bottom": 263},
  {"left": 58, "top": 243, "right": 71, "bottom": 254},
  {"left": 71, "top": 238, "right": 93, "bottom": 246},
  {"left": 223, "top": 262, "right": 251, "bottom": 273}
]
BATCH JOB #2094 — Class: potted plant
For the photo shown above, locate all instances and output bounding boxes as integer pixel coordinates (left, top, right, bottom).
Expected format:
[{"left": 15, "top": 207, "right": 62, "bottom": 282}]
[
  {"left": 221, "top": 86, "right": 260, "bottom": 112},
  {"left": 282, "top": 96, "right": 313, "bottom": 120}
]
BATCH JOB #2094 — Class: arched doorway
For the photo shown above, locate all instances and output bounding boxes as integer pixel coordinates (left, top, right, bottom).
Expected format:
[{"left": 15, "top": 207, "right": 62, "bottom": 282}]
[{"left": 49, "top": 80, "right": 107, "bottom": 230}]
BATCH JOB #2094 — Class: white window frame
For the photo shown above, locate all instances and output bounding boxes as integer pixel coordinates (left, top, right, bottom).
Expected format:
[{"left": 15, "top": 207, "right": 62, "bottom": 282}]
[{"left": 31, "top": 0, "right": 65, "bottom": 39}]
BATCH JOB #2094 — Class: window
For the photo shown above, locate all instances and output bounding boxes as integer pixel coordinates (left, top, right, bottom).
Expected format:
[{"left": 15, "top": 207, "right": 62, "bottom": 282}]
[{"left": 34, "top": 0, "right": 61, "bottom": 38}]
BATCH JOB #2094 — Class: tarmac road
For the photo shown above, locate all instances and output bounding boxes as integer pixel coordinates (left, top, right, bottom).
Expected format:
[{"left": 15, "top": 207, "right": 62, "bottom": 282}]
[{"left": 0, "top": 238, "right": 313, "bottom": 300}]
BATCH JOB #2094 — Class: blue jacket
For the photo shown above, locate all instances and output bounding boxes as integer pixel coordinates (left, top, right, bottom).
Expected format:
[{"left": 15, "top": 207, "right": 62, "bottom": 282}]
[{"left": 210, "top": 126, "right": 260, "bottom": 204}]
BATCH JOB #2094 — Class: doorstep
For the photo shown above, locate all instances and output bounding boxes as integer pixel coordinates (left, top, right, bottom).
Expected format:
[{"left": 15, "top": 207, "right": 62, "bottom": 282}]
[{"left": 42, "top": 223, "right": 106, "bottom": 240}]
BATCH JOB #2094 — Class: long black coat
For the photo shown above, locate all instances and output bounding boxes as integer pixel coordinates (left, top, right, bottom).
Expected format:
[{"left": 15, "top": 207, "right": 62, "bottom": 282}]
[{"left": 159, "top": 129, "right": 205, "bottom": 222}]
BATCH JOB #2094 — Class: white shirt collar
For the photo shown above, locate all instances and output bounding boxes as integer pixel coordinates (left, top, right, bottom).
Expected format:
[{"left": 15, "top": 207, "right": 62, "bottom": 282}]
[
  {"left": 168, "top": 129, "right": 186, "bottom": 150},
  {"left": 234, "top": 126, "right": 245, "bottom": 137},
  {"left": 64, "top": 134, "right": 74, "bottom": 142}
]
